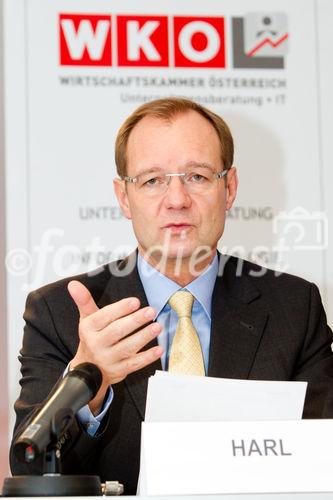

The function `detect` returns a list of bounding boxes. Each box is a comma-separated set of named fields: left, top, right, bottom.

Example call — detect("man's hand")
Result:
left=67, top=280, right=163, bottom=415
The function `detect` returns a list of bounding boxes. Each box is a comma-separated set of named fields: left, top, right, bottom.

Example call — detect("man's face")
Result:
left=114, top=110, right=237, bottom=267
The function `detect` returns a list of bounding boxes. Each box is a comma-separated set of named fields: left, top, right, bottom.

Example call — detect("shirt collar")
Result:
left=137, top=252, right=218, bottom=320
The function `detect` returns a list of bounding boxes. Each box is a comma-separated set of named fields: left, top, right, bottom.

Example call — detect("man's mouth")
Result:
left=163, top=223, right=193, bottom=233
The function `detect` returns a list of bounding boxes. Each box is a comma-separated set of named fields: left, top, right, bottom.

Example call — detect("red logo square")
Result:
left=59, top=14, right=112, bottom=66
left=174, top=16, right=225, bottom=68
left=117, top=15, right=169, bottom=67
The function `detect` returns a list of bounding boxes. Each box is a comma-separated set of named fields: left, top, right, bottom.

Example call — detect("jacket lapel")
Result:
left=208, top=256, right=268, bottom=379
left=99, top=251, right=161, bottom=420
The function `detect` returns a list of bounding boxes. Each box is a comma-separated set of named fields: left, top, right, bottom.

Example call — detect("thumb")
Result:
left=67, top=280, right=99, bottom=319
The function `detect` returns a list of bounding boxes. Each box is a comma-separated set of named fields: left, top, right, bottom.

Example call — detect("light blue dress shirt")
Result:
left=77, top=252, right=218, bottom=434
left=137, top=253, right=218, bottom=372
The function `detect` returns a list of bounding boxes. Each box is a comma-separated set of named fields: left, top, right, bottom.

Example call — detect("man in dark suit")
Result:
left=10, top=98, right=333, bottom=494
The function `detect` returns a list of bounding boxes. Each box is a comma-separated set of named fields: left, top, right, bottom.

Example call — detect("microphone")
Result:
left=14, top=362, right=102, bottom=462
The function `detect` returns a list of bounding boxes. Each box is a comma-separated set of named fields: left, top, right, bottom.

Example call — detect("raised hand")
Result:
left=67, top=280, right=163, bottom=414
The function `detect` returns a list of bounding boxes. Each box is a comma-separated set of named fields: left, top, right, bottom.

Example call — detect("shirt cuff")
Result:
left=76, top=387, right=114, bottom=436
left=63, top=363, right=113, bottom=436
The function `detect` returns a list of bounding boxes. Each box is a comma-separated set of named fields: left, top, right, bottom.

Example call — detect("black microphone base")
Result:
left=2, top=474, right=103, bottom=496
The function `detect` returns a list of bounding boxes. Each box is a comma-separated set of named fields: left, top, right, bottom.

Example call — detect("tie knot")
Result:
left=168, top=290, right=194, bottom=318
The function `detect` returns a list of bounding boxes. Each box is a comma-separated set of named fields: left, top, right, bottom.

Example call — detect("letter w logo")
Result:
left=59, top=14, right=112, bottom=66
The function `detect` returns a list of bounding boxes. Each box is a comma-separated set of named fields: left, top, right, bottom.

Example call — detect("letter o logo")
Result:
left=178, top=21, right=220, bottom=63
left=174, top=17, right=225, bottom=68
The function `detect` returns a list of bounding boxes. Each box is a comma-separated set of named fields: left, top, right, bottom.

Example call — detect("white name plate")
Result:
left=140, top=420, right=333, bottom=495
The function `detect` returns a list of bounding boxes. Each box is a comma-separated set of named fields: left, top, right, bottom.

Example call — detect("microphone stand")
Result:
left=2, top=409, right=103, bottom=496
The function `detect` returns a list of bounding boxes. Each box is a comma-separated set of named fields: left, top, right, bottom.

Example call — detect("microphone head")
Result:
left=67, top=362, right=102, bottom=398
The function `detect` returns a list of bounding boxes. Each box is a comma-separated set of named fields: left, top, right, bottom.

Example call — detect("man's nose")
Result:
left=163, top=176, right=192, bottom=209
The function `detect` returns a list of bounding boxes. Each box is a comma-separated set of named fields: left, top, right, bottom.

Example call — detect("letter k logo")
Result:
left=117, top=15, right=169, bottom=66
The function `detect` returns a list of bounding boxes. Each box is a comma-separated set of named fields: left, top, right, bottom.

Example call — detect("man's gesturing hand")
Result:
left=67, top=280, right=163, bottom=415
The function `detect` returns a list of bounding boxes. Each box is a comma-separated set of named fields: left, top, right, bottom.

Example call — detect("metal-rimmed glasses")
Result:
left=123, top=166, right=227, bottom=197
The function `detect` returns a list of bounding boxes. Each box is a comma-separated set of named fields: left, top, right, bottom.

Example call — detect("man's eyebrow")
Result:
left=184, top=161, right=215, bottom=170
left=132, top=166, right=163, bottom=177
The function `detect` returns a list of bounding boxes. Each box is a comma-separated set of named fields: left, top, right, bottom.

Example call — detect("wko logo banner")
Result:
left=59, top=12, right=288, bottom=69
left=59, top=14, right=226, bottom=68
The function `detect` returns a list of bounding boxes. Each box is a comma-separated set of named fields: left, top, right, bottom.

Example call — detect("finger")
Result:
left=86, top=297, right=142, bottom=331
left=99, top=305, right=156, bottom=344
left=112, top=322, right=162, bottom=360
left=116, top=345, right=163, bottom=376
left=68, top=280, right=99, bottom=319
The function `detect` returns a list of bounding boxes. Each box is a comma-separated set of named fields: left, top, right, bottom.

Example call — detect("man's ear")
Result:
left=225, top=167, right=238, bottom=210
left=113, top=178, right=132, bottom=220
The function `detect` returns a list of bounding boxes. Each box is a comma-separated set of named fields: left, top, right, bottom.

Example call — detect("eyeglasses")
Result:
left=123, top=166, right=227, bottom=197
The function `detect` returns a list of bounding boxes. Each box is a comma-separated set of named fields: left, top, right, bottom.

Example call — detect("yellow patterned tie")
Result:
left=168, top=290, right=205, bottom=376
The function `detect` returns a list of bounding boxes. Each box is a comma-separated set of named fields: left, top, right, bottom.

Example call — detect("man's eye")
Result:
left=142, top=176, right=162, bottom=187
left=189, top=173, right=208, bottom=182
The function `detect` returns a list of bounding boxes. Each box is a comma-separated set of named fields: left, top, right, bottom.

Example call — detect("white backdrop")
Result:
left=2, top=0, right=333, bottom=482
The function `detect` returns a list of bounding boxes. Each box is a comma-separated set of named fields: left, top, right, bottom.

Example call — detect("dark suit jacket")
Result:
left=10, top=253, right=333, bottom=494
